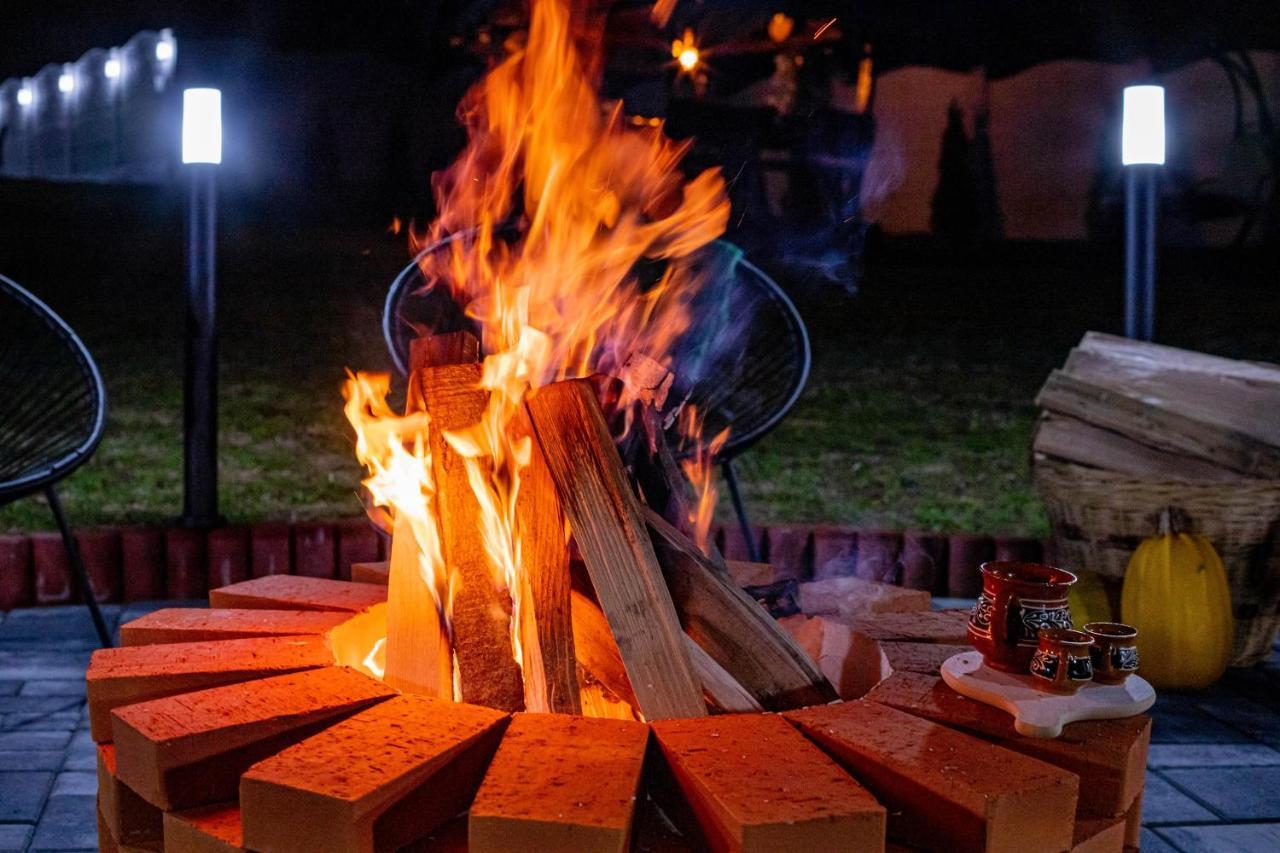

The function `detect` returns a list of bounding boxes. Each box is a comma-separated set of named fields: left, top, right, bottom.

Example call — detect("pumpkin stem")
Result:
left=1158, top=506, right=1191, bottom=536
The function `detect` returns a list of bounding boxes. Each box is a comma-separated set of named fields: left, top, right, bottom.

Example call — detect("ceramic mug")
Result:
left=1084, top=622, right=1140, bottom=684
left=968, top=561, right=1077, bottom=672
left=1029, top=628, right=1095, bottom=693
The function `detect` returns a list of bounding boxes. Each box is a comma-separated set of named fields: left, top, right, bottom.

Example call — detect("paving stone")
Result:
left=0, top=681, right=21, bottom=696
left=3, top=711, right=81, bottom=730
left=1139, top=828, right=1181, bottom=853
left=1148, top=744, right=1280, bottom=768
left=1161, top=766, right=1280, bottom=820
left=0, top=770, right=55, bottom=820
left=0, top=824, right=32, bottom=852
left=0, top=695, right=84, bottom=715
left=1156, top=822, right=1280, bottom=853
left=1149, top=698, right=1252, bottom=744
left=1140, top=773, right=1218, bottom=824
left=28, top=792, right=98, bottom=851
left=0, top=750, right=65, bottom=770
left=1195, top=697, right=1280, bottom=745
left=0, top=731, right=71, bottom=750
left=0, top=605, right=121, bottom=650
left=20, top=679, right=87, bottom=697
left=51, top=769, right=97, bottom=796
left=0, top=649, right=93, bottom=681
left=62, top=730, right=97, bottom=771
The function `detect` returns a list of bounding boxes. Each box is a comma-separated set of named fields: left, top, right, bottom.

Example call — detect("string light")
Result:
left=104, top=57, right=121, bottom=80
left=155, top=38, right=175, bottom=62
left=58, top=67, right=75, bottom=94
left=16, top=83, right=33, bottom=107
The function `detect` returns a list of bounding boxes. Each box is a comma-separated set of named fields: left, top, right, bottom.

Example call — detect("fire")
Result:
left=347, top=0, right=731, bottom=709
left=677, top=406, right=730, bottom=555
left=672, top=29, right=700, bottom=72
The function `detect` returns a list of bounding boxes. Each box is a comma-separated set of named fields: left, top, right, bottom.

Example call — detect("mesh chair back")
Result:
left=0, top=275, right=106, bottom=501
left=383, top=238, right=808, bottom=461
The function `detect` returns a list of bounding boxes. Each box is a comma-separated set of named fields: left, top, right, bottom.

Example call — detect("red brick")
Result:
left=993, top=537, right=1044, bottom=564
left=113, top=667, right=395, bottom=809
left=846, top=609, right=971, bottom=644
left=97, top=743, right=163, bottom=849
left=86, top=634, right=336, bottom=741
left=293, top=522, right=337, bottom=579
left=165, top=528, right=207, bottom=599
left=725, top=560, right=774, bottom=587
left=241, top=695, right=507, bottom=853
left=779, top=615, right=875, bottom=699
left=812, top=527, right=857, bottom=580
left=879, top=642, right=972, bottom=677
left=719, top=524, right=764, bottom=562
left=946, top=535, right=992, bottom=598
left=350, top=561, right=390, bottom=585
left=763, top=525, right=811, bottom=581
left=900, top=532, right=946, bottom=593
left=120, top=528, right=165, bottom=602
left=250, top=523, right=292, bottom=577
left=1071, top=817, right=1125, bottom=853
left=32, top=531, right=74, bottom=604
left=79, top=529, right=122, bottom=602
left=797, top=576, right=931, bottom=621
left=164, top=805, right=246, bottom=853
left=652, top=713, right=885, bottom=852
left=0, top=534, right=33, bottom=610
left=209, top=575, right=387, bottom=612
left=786, top=700, right=1078, bottom=853
left=206, top=526, right=249, bottom=589
left=470, top=714, right=649, bottom=852
left=335, top=519, right=381, bottom=581
left=863, top=672, right=1149, bottom=818
left=855, top=530, right=902, bottom=584
left=119, top=608, right=352, bottom=646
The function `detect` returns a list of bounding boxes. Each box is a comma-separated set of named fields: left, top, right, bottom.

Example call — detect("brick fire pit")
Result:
left=88, top=573, right=1150, bottom=852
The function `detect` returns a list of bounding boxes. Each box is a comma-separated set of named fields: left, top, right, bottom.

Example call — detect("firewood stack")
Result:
left=386, top=330, right=836, bottom=721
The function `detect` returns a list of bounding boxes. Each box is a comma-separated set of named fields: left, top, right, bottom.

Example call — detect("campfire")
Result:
left=339, top=0, right=828, bottom=721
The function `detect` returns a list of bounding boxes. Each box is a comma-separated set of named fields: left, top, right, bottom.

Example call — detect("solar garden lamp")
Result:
left=1121, top=84, right=1164, bottom=342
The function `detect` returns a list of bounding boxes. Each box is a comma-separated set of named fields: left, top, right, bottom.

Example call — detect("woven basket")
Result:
left=1034, top=456, right=1280, bottom=667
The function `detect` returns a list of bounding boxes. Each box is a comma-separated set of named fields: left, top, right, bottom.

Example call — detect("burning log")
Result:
left=383, top=513, right=452, bottom=698
left=645, top=508, right=838, bottom=710
left=419, top=361, right=525, bottom=711
left=509, top=406, right=580, bottom=714
left=526, top=379, right=705, bottom=719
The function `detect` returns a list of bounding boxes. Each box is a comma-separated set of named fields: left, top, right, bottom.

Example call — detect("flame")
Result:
left=349, top=0, right=731, bottom=713
left=672, top=29, right=700, bottom=72
left=678, top=405, right=730, bottom=556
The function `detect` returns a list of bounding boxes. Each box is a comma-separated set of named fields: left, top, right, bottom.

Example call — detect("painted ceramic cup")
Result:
left=1084, top=622, right=1140, bottom=684
left=969, top=561, right=1077, bottom=672
left=1029, top=628, right=1096, bottom=694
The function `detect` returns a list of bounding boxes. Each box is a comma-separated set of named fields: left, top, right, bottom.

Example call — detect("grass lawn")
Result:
left=2, top=184, right=1277, bottom=535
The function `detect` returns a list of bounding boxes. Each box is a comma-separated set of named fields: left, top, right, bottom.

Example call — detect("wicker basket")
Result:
left=1034, top=457, right=1280, bottom=667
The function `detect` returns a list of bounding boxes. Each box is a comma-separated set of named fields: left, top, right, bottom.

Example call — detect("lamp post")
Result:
left=1121, top=84, right=1165, bottom=341
left=180, top=88, right=222, bottom=527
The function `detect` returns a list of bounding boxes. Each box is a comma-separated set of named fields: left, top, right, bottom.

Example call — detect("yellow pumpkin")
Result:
left=1069, top=569, right=1114, bottom=626
left=1121, top=509, right=1234, bottom=690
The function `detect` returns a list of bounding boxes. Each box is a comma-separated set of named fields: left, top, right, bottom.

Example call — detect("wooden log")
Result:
left=97, top=744, right=163, bottom=850
left=864, top=672, right=1149, bottom=818
left=118, top=608, right=351, bottom=647
left=652, top=713, right=886, bottom=852
left=469, top=714, right=650, bottom=853
left=785, top=701, right=1079, bottom=853
left=683, top=636, right=763, bottom=713
left=419, top=361, right=525, bottom=712
left=646, top=508, right=837, bottom=710
left=570, top=589, right=639, bottom=708
left=86, top=635, right=336, bottom=742
left=240, top=695, right=508, bottom=853
left=383, top=512, right=452, bottom=699
left=208, top=575, right=386, bottom=613
left=409, top=330, right=481, bottom=375
left=112, top=667, right=395, bottom=810
left=350, top=560, right=390, bottom=585
left=1077, top=331, right=1280, bottom=386
left=509, top=406, right=580, bottom=714
left=164, top=805, right=247, bottom=853
left=1033, top=414, right=1242, bottom=482
left=1036, top=369, right=1280, bottom=478
left=526, top=379, right=705, bottom=719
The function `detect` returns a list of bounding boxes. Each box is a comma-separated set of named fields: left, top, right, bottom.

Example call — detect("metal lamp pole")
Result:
left=1121, top=85, right=1165, bottom=342
left=180, top=88, right=222, bottom=527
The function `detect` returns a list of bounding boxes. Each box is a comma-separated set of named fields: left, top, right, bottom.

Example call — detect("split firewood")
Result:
left=1033, top=413, right=1242, bottom=482
left=419, top=361, right=525, bottom=712
left=526, top=379, right=706, bottom=719
left=645, top=507, right=839, bottom=710
left=382, top=512, right=452, bottom=698
left=405, top=330, right=481, bottom=412
left=509, top=406, right=580, bottom=714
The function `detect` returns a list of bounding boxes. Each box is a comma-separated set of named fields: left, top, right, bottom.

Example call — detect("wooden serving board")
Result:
left=940, top=651, right=1155, bottom=738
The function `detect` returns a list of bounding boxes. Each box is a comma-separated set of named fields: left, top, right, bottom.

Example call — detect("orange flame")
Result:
left=678, top=405, right=730, bottom=556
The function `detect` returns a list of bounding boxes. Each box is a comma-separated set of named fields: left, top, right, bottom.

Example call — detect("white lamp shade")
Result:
left=182, top=88, right=222, bottom=165
left=1122, top=85, right=1165, bottom=166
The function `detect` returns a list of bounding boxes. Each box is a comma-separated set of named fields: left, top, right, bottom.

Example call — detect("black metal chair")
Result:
left=0, top=275, right=113, bottom=646
left=382, top=237, right=810, bottom=562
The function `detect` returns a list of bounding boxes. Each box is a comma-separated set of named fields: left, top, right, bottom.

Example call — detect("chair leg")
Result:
left=44, top=486, right=113, bottom=648
left=721, top=458, right=761, bottom=563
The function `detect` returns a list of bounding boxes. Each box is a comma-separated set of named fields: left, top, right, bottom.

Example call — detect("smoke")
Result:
left=859, top=122, right=906, bottom=222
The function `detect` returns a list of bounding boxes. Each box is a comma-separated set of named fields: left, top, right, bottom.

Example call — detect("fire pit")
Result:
left=91, top=0, right=1150, bottom=849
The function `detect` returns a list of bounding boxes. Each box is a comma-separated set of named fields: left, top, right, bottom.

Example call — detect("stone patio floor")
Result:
left=0, top=604, right=1277, bottom=852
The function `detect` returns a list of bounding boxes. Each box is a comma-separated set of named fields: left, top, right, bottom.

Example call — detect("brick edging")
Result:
left=0, top=519, right=1045, bottom=610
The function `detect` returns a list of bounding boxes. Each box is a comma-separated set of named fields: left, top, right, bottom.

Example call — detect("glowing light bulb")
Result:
left=156, top=39, right=175, bottom=62
left=17, top=85, right=33, bottom=107
left=1122, top=85, right=1165, bottom=166
left=58, top=70, right=75, bottom=94
left=104, top=58, right=121, bottom=80
left=182, top=88, right=222, bottom=165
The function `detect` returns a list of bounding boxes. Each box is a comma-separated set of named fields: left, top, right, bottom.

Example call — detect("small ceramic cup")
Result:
left=1083, top=622, right=1140, bottom=684
left=1029, top=628, right=1095, bottom=694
